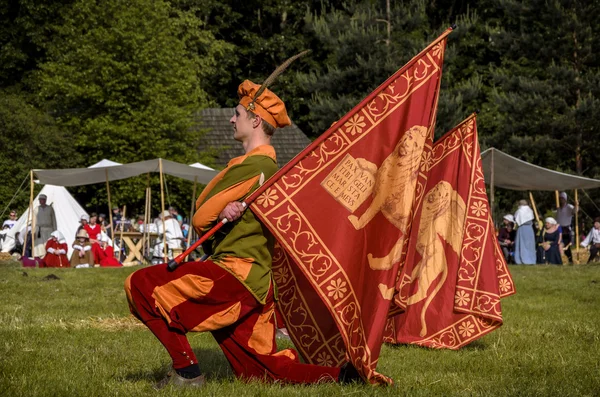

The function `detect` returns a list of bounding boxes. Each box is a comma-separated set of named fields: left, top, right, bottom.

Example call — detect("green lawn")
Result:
left=0, top=261, right=599, bottom=397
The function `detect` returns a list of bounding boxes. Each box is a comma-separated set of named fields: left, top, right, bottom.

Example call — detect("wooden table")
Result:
left=118, top=231, right=158, bottom=263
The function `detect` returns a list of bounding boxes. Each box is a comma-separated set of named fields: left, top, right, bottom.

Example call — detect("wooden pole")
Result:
left=187, top=177, right=198, bottom=259
left=575, top=189, right=580, bottom=264
left=141, top=186, right=149, bottom=262
left=529, top=191, right=541, bottom=225
left=141, top=173, right=150, bottom=262
left=555, top=190, right=560, bottom=208
left=147, top=187, right=152, bottom=258
left=23, top=170, right=34, bottom=257
left=30, top=171, right=36, bottom=259
left=105, top=169, right=114, bottom=248
left=159, top=159, right=167, bottom=259
left=490, top=149, right=495, bottom=225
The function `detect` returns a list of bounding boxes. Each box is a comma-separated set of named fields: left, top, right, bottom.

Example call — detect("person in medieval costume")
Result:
left=514, top=199, right=537, bottom=264
left=125, top=65, right=360, bottom=389
left=581, top=217, right=600, bottom=263
left=70, top=229, right=94, bottom=268
left=97, top=233, right=122, bottom=267
left=554, top=191, right=577, bottom=264
left=84, top=213, right=102, bottom=264
left=152, top=210, right=184, bottom=262
left=42, top=231, right=69, bottom=268
left=33, top=194, right=57, bottom=258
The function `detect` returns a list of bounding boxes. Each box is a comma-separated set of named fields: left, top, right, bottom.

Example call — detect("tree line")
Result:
left=1, top=0, right=598, bottom=224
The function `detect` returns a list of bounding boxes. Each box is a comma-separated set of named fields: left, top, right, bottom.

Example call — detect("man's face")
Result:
left=9, top=212, right=16, bottom=219
left=39, top=198, right=46, bottom=206
left=230, top=105, right=254, bottom=142
left=559, top=198, right=567, bottom=207
left=595, top=221, right=600, bottom=230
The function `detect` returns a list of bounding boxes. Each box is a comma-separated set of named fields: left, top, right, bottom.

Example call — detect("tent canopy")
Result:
left=481, top=148, right=600, bottom=191
left=34, top=158, right=218, bottom=187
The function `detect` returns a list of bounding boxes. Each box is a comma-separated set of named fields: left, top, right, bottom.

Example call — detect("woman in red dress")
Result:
left=42, top=231, right=69, bottom=267
left=97, top=233, right=122, bottom=267
left=84, top=213, right=102, bottom=264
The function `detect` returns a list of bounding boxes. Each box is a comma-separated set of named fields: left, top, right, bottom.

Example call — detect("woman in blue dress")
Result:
left=539, top=217, right=562, bottom=265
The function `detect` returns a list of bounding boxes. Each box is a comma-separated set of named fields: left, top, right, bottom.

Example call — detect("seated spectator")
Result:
left=498, top=214, right=516, bottom=263
left=133, top=215, right=145, bottom=231
left=538, top=217, right=562, bottom=265
left=152, top=210, right=184, bottom=263
left=0, top=224, right=10, bottom=250
left=70, top=229, right=94, bottom=268
left=84, top=213, right=102, bottom=264
left=581, top=217, right=600, bottom=263
left=169, top=206, right=183, bottom=226
left=77, top=214, right=89, bottom=236
left=97, top=233, right=122, bottom=267
left=11, top=231, right=23, bottom=256
left=2, top=210, right=18, bottom=229
left=98, top=213, right=108, bottom=232
left=42, top=231, right=69, bottom=268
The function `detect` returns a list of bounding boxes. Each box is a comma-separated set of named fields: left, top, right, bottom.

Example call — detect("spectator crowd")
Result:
left=499, top=192, right=600, bottom=265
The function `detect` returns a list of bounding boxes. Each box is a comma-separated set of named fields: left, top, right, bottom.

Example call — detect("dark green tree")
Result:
left=29, top=0, right=233, bottom=214
left=0, top=89, right=80, bottom=214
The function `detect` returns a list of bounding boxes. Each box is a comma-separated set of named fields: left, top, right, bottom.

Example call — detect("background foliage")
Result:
left=0, top=0, right=598, bottom=224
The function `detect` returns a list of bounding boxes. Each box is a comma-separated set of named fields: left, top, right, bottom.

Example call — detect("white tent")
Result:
left=88, top=159, right=122, bottom=168
left=189, top=162, right=215, bottom=171
left=1, top=185, right=88, bottom=257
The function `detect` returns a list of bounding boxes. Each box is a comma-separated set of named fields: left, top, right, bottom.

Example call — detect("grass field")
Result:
left=0, top=261, right=599, bottom=397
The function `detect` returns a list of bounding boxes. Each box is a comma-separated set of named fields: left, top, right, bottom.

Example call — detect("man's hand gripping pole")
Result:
left=166, top=202, right=247, bottom=271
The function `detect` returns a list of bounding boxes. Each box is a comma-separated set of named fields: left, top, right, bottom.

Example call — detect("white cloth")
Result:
left=153, top=218, right=183, bottom=258
left=139, top=223, right=158, bottom=233
left=581, top=228, right=600, bottom=248
left=514, top=205, right=534, bottom=226
left=555, top=204, right=576, bottom=227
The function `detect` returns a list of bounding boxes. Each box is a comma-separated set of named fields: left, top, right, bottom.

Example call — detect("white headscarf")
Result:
left=514, top=203, right=534, bottom=226
left=49, top=230, right=66, bottom=244
left=545, top=217, right=557, bottom=225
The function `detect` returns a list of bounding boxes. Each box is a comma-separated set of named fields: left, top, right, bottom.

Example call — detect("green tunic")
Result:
left=196, top=148, right=278, bottom=304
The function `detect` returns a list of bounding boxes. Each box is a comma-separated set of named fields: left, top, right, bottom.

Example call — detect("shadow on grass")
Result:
left=119, top=347, right=233, bottom=384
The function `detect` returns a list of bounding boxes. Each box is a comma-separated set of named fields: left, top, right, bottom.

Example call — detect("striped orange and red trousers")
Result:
left=125, top=260, right=340, bottom=383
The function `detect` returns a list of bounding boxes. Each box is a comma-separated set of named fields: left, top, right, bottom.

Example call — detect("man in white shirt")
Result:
left=555, top=191, right=578, bottom=264
left=581, top=217, right=600, bottom=263
left=153, top=210, right=184, bottom=261
left=2, top=210, right=18, bottom=229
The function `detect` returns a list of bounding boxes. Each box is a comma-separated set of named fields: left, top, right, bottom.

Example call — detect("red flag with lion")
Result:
left=251, top=28, right=453, bottom=384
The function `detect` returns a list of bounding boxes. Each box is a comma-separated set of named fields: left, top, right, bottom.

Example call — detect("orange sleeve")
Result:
left=192, top=175, right=260, bottom=232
